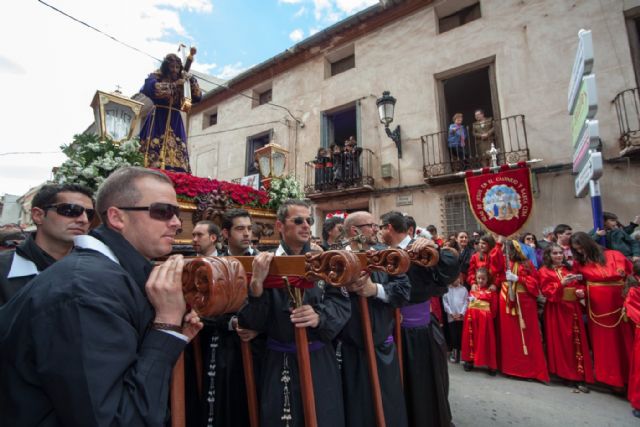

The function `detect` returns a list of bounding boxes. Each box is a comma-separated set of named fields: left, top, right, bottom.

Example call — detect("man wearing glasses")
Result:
left=0, top=183, right=94, bottom=305
left=338, top=211, right=410, bottom=427
left=378, top=211, right=459, bottom=427
left=239, top=199, right=351, bottom=427
left=0, top=167, right=203, bottom=426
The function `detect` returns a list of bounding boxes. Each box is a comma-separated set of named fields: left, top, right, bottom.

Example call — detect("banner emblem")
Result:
left=465, top=165, right=533, bottom=237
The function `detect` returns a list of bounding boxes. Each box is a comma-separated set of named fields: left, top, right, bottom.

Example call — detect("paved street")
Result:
left=449, top=362, right=637, bottom=427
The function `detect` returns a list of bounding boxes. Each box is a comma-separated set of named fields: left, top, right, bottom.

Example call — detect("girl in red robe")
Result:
left=497, top=240, right=549, bottom=383
left=570, top=232, right=634, bottom=388
left=461, top=267, right=498, bottom=374
left=539, top=243, right=594, bottom=391
left=624, top=280, right=640, bottom=418
left=467, top=235, right=505, bottom=289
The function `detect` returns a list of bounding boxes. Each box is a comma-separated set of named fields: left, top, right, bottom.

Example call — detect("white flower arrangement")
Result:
left=267, top=175, right=304, bottom=210
left=54, top=134, right=143, bottom=192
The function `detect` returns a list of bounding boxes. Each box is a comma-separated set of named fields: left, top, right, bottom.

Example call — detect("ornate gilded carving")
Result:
left=192, top=191, right=228, bottom=225
left=182, top=257, right=248, bottom=317
left=304, top=250, right=362, bottom=287
left=366, top=249, right=411, bottom=275
left=406, top=245, right=440, bottom=268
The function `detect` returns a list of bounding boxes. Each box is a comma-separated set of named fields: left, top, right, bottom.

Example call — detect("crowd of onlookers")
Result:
left=428, top=213, right=640, bottom=418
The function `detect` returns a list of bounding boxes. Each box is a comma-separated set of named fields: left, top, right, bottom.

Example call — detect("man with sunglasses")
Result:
left=239, top=199, right=351, bottom=427
left=337, top=211, right=410, bottom=427
left=0, top=183, right=94, bottom=305
left=379, top=211, right=459, bottom=427
left=0, top=167, right=202, bottom=426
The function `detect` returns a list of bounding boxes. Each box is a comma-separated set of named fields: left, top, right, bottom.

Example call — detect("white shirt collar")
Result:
left=7, top=253, right=39, bottom=279
left=74, top=235, right=120, bottom=265
left=398, top=235, right=412, bottom=250
left=275, top=244, right=287, bottom=256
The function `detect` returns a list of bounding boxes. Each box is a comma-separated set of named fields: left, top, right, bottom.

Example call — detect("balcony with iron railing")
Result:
left=304, top=147, right=376, bottom=200
left=613, top=87, right=640, bottom=156
left=421, top=114, right=530, bottom=184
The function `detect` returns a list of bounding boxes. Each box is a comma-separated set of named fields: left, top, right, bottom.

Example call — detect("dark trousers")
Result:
left=448, top=320, right=464, bottom=351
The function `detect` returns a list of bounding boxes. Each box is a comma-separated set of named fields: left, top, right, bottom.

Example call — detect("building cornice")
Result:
left=190, top=0, right=432, bottom=115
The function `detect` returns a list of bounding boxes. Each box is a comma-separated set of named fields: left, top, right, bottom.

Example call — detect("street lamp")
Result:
left=376, top=90, right=402, bottom=158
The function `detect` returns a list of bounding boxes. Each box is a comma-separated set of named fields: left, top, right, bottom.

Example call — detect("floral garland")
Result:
left=159, top=169, right=270, bottom=208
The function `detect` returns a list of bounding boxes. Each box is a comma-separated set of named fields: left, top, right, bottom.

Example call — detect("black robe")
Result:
left=0, top=233, right=56, bottom=305
left=192, top=247, right=263, bottom=427
left=0, top=226, right=186, bottom=426
left=238, top=242, right=351, bottom=427
left=402, top=247, right=459, bottom=427
left=338, top=269, right=410, bottom=427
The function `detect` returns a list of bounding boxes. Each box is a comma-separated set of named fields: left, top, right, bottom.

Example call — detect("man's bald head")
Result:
left=344, top=211, right=371, bottom=236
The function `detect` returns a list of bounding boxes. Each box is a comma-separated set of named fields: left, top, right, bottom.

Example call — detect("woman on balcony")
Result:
left=448, top=113, right=468, bottom=171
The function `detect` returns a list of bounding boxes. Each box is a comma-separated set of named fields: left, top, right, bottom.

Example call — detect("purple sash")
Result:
left=267, top=337, right=325, bottom=354
left=384, top=335, right=394, bottom=345
left=400, top=301, right=431, bottom=328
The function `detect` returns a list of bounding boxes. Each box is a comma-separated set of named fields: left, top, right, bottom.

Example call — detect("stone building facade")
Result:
left=187, top=0, right=640, bottom=237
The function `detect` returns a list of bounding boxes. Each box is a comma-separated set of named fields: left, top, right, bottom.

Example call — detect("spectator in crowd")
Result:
left=461, top=267, right=498, bottom=375
left=539, top=244, right=593, bottom=392
left=472, top=109, right=495, bottom=166
left=522, top=232, right=544, bottom=268
left=443, top=276, right=468, bottom=363
left=553, top=224, right=574, bottom=266
left=571, top=231, right=634, bottom=391
left=538, top=226, right=555, bottom=250
left=448, top=113, right=467, bottom=170
left=321, top=217, right=344, bottom=250
left=427, top=225, right=444, bottom=247
left=591, top=212, right=640, bottom=261
left=456, top=231, right=475, bottom=288
left=497, top=240, right=549, bottom=383
left=405, top=216, right=417, bottom=238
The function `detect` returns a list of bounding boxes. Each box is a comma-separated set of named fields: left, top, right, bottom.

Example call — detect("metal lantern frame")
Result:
left=90, top=90, right=144, bottom=143
left=376, top=90, right=402, bottom=158
left=254, top=142, right=289, bottom=178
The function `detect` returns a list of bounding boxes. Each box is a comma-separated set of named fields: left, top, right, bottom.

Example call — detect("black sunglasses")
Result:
left=43, top=203, right=95, bottom=221
left=354, top=223, right=379, bottom=229
left=289, top=216, right=314, bottom=226
left=117, top=203, right=180, bottom=221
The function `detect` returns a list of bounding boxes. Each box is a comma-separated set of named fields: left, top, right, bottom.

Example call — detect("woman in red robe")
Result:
left=497, top=240, right=549, bottom=383
left=461, top=267, right=498, bottom=374
left=467, top=235, right=505, bottom=289
left=570, top=232, right=634, bottom=388
left=539, top=243, right=593, bottom=391
left=624, top=282, right=640, bottom=418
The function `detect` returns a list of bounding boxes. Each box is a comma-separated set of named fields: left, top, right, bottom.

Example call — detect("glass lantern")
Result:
left=254, top=142, right=289, bottom=178
left=91, top=90, right=144, bottom=143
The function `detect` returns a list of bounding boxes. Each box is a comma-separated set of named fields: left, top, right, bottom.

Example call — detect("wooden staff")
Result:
left=170, top=353, right=186, bottom=427
left=240, top=340, right=260, bottom=427
left=394, top=308, right=404, bottom=386
left=359, top=295, right=386, bottom=427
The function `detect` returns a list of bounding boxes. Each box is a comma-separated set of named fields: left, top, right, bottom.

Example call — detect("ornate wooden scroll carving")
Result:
left=366, top=249, right=411, bottom=275
left=304, top=250, right=362, bottom=286
left=406, top=245, right=440, bottom=268
left=182, top=257, right=248, bottom=317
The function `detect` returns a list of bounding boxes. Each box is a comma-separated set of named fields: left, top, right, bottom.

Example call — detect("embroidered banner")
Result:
left=465, top=164, right=533, bottom=237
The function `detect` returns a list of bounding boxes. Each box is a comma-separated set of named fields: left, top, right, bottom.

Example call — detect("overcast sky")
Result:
left=0, top=0, right=377, bottom=196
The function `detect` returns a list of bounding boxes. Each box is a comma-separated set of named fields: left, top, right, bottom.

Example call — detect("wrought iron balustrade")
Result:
left=421, top=114, right=530, bottom=180
left=613, top=87, right=640, bottom=155
left=304, top=147, right=375, bottom=195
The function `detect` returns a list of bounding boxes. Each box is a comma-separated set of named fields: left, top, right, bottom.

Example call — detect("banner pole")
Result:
left=453, top=159, right=543, bottom=177
left=589, top=180, right=605, bottom=246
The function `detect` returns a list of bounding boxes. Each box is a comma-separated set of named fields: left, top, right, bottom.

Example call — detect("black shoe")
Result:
left=488, top=369, right=497, bottom=376
left=632, top=409, right=640, bottom=418
left=463, top=362, right=473, bottom=372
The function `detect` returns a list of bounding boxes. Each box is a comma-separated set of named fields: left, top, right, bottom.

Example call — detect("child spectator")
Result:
left=443, top=277, right=468, bottom=363
left=461, top=268, right=498, bottom=375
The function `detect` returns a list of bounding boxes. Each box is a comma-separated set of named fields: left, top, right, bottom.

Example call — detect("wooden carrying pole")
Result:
left=172, top=249, right=425, bottom=427
left=359, top=296, right=386, bottom=427
left=240, top=341, right=260, bottom=427
left=170, top=353, right=186, bottom=427
left=394, top=308, right=404, bottom=386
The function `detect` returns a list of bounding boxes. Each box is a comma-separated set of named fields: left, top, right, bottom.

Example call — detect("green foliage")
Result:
left=53, top=133, right=143, bottom=192
left=267, top=175, right=304, bottom=210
